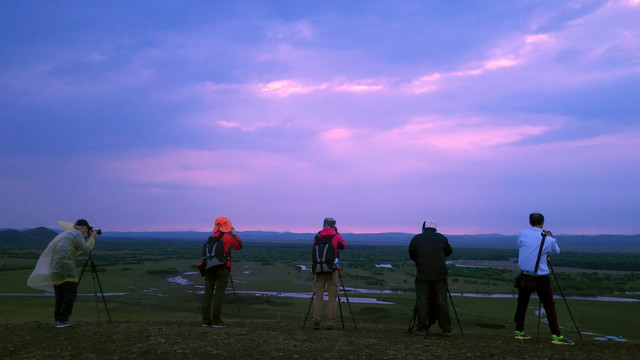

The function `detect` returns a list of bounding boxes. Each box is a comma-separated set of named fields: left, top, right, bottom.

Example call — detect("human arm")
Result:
left=408, top=237, right=416, bottom=262
left=229, top=228, right=243, bottom=251
left=546, top=236, right=560, bottom=255
left=443, top=238, right=452, bottom=257
left=71, top=230, right=95, bottom=253
left=334, top=233, right=346, bottom=250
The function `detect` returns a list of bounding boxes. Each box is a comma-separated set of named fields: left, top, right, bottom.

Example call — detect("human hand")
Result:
left=543, top=230, right=553, bottom=237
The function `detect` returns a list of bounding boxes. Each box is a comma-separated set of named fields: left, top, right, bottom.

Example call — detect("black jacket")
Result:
left=409, top=229, right=453, bottom=281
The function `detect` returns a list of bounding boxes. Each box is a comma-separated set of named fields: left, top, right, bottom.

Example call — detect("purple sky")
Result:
left=1, top=1, right=639, bottom=235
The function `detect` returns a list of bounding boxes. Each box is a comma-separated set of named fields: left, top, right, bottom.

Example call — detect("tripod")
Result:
left=408, top=305, right=417, bottom=332
left=338, top=271, right=358, bottom=330
left=196, top=269, right=243, bottom=323
left=78, top=252, right=112, bottom=322
left=228, top=273, right=243, bottom=320
left=302, top=270, right=358, bottom=330
left=408, top=284, right=463, bottom=335
left=547, top=257, right=583, bottom=341
left=447, top=287, right=464, bottom=335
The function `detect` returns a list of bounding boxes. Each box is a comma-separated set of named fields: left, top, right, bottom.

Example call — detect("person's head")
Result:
left=74, top=219, right=91, bottom=235
left=529, top=213, right=545, bottom=228
left=422, top=219, right=437, bottom=232
left=323, top=217, right=337, bottom=230
left=213, top=216, right=232, bottom=232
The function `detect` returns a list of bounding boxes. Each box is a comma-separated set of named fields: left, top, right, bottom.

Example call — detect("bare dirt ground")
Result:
left=1, top=320, right=637, bottom=360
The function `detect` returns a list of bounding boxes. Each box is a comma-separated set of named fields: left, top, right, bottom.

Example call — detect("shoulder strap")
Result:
left=203, top=234, right=224, bottom=257
left=534, top=232, right=547, bottom=274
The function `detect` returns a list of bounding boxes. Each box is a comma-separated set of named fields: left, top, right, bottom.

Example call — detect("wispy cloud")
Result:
left=2, top=1, right=639, bottom=233
left=109, top=149, right=309, bottom=187
left=259, top=80, right=328, bottom=96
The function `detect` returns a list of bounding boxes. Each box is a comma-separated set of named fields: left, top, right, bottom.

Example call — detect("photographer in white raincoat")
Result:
left=27, top=219, right=97, bottom=328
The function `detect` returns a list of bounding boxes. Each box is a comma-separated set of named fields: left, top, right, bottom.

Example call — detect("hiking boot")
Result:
left=514, top=330, right=531, bottom=340
left=551, top=334, right=575, bottom=345
left=312, top=321, right=321, bottom=330
left=325, top=324, right=336, bottom=330
left=442, top=331, right=453, bottom=337
left=54, top=320, right=76, bottom=328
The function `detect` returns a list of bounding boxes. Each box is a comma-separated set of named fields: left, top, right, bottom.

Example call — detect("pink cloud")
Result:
left=259, top=80, right=328, bottom=96
left=334, top=83, right=384, bottom=92
left=322, top=128, right=352, bottom=139
left=109, top=149, right=309, bottom=187
left=483, top=58, right=519, bottom=70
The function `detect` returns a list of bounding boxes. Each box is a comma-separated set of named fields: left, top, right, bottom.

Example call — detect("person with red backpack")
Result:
left=311, top=217, right=347, bottom=330
left=200, top=216, right=243, bottom=328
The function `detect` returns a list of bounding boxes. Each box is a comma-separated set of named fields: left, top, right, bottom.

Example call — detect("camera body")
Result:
left=88, top=226, right=102, bottom=236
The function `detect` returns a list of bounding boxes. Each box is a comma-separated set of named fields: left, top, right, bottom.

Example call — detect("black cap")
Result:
left=74, top=219, right=90, bottom=227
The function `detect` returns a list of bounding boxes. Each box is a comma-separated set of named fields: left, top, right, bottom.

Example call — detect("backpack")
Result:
left=201, top=234, right=228, bottom=271
left=312, top=234, right=336, bottom=274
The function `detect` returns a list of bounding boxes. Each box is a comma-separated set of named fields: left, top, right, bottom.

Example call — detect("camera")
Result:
left=88, top=226, right=102, bottom=235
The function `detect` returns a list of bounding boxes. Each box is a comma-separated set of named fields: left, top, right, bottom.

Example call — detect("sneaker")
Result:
left=514, top=330, right=531, bottom=340
left=442, top=331, right=453, bottom=337
left=325, top=324, right=336, bottom=330
left=211, top=321, right=226, bottom=328
left=312, top=321, right=321, bottom=330
left=54, top=320, right=76, bottom=328
left=551, top=334, right=575, bottom=345
left=201, top=323, right=210, bottom=327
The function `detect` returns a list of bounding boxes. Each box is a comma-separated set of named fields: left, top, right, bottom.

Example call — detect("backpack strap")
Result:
left=534, top=232, right=547, bottom=274
left=203, top=233, right=225, bottom=258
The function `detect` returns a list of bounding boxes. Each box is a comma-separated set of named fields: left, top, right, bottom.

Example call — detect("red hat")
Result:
left=213, top=217, right=232, bottom=232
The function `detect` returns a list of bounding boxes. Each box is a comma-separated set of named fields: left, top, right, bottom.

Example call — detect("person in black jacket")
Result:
left=409, top=219, right=453, bottom=336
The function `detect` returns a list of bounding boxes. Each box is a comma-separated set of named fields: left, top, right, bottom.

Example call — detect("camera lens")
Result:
left=96, top=229, right=102, bottom=235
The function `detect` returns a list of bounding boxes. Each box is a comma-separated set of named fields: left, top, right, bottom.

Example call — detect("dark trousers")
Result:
left=54, top=281, right=78, bottom=322
left=415, top=279, right=451, bottom=332
left=514, top=275, right=561, bottom=335
left=202, top=266, right=230, bottom=324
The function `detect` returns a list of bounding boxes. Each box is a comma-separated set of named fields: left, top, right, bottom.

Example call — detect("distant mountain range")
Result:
left=0, top=227, right=59, bottom=245
left=1, top=227, right=639, bottom=253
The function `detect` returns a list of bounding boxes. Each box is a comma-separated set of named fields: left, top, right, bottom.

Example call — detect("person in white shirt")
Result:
left=513, top=213, right=574, bottom=345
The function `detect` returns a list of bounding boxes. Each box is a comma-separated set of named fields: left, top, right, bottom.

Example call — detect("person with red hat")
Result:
left=200, top=216, right=243, bottom=327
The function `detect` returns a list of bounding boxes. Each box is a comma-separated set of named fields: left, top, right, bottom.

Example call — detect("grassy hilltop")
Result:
left=1, top=230, right=639, bottom=358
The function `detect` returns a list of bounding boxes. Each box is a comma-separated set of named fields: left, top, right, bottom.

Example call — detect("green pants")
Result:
left=202, top=266, right=230, bottom=325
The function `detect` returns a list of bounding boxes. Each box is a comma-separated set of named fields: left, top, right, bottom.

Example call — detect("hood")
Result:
left=318, top=227, right=338, bottom=237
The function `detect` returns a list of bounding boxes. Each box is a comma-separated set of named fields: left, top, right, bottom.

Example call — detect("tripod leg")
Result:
left=228, top=274, right=242, bottom=320
left=548, top=259, right=583, bottom=341
left=408, top=304, right=417, bottom=332
left=447, top=287, right=463, bottom=335
left=338, top=271, right=358, bottom=330
left=90, top=264, right=101, bottom=319
left=90, top=259, right=112, bottom=322
left=302, top=293, right=314, bottom=328
left=537, top=297, right=542, bottom=341
left=193, top=298, right=202, bottom=322
left=78, top=259, right=90, bottom=284
left=337, top=293, right=345, bottom=328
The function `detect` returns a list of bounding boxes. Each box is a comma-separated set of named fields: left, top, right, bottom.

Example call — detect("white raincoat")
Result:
left=27, top=228, right=95, bottom=292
